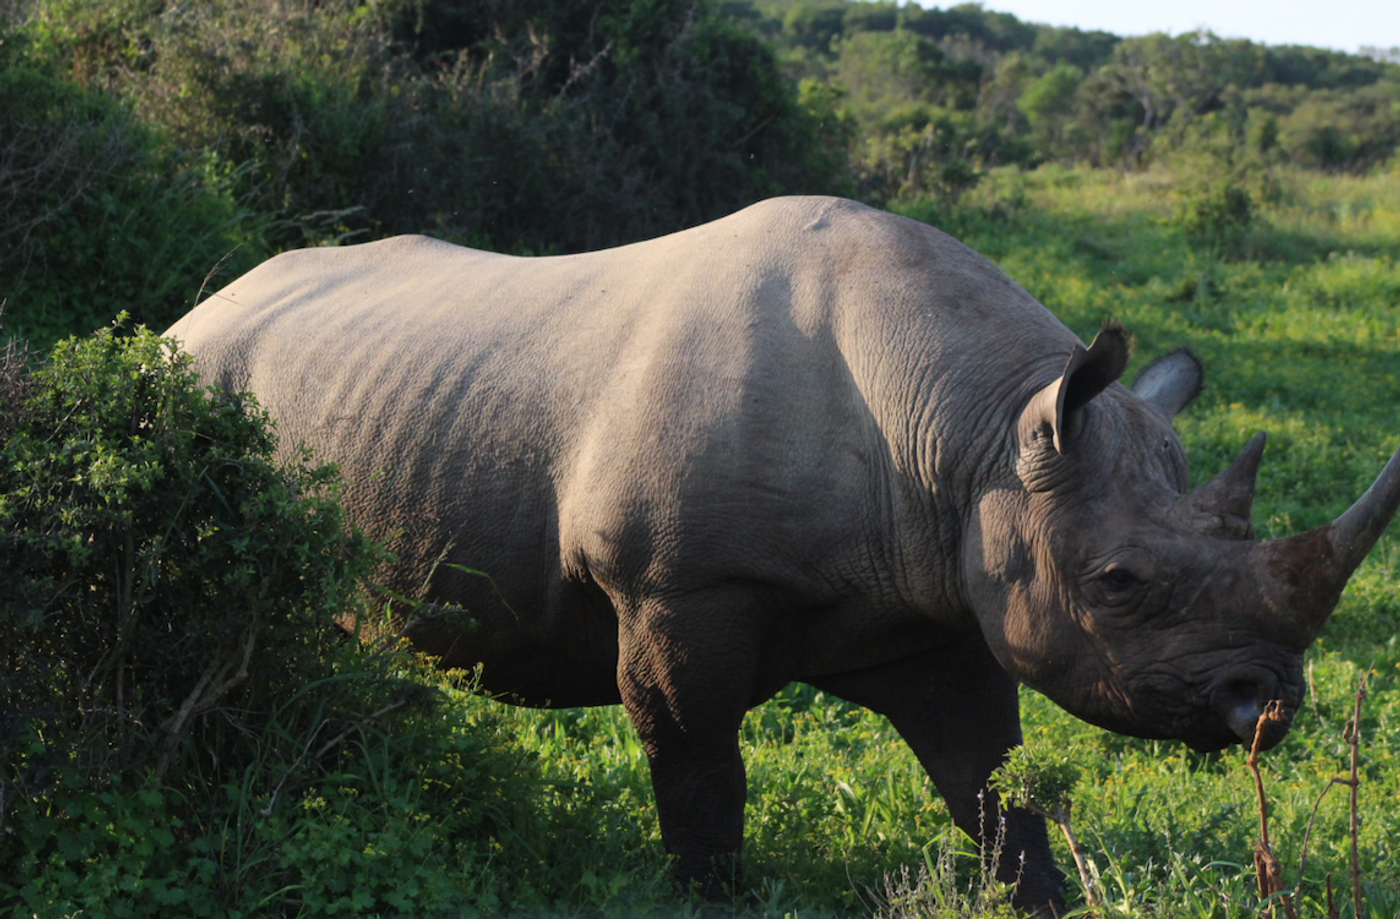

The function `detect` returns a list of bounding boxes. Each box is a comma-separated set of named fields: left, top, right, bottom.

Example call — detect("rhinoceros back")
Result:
left=165, top=196, right=1071, bottom=700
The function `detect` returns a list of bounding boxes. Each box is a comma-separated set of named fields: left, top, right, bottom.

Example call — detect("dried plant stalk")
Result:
left=1248, top=700, right=1298, bottom=919
left=1344, top=671, right=1370, bottom=919
left=1295, top=667, right=1372, bottom=918
left=1054, top=804, right=1100, bottom=909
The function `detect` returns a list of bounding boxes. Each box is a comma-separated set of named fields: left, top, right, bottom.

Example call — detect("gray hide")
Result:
left=166, top=196, right=1400, bottom=911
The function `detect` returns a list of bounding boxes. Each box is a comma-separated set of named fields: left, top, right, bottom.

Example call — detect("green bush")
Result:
left=0, top=321, right=544, bottom=916
left=0, top=30, right=268, bottom=347
left=12, top=0, right=846, bottom=260
left=0, top=320, right=375, bottom=784
left=1166, top=130, right=1261, bottom=260
left=1177, top=175, right=1254, bottom=258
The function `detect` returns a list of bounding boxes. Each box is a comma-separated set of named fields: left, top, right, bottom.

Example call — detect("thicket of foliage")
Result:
left=0, top=322, right=372, bottom=788
left=4, top=0, right=1400, bottom=347
left=0, top=29, right=264, bottom=347
left=0, top=323, right=571, bottom=916
left=5, top=0, right=1399, bottom=347
left=0, top=0, right=846, bottom=345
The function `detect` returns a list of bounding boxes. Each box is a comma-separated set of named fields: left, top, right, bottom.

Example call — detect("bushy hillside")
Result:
left=4, top=0, right=1398, bottom=345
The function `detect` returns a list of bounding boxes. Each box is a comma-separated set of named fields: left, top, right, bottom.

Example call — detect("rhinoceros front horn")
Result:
left=1254, top=442, right=1400, bottom=649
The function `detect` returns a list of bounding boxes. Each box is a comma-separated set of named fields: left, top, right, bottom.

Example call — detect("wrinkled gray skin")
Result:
left=166, top=197, right=1400, bottom=912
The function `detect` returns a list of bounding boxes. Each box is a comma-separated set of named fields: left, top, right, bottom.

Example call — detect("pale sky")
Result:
left=946, top=1, right=1400, bottom=55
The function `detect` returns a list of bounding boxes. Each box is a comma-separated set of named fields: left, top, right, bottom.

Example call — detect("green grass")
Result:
left=454, top=163, right=1400, bottom=916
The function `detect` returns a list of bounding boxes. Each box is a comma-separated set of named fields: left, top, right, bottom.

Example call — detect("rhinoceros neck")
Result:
left=812, top=204, right=1082, bottom=573
left=619, top=197, right=1082, bottom=628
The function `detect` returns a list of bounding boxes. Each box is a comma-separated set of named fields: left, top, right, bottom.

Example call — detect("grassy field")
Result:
left=454, top=164, right=1400, bottom=917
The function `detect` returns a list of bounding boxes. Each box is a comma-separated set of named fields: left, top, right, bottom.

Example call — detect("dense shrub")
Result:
left=0, top=321, right=375, bottom=784
left=0, top=31, right=266, bottom=345
left=1176, top=169, right=1255, bottom=259
left=395, top=0, right=851, bottom=252
left=2, top=0, right=847, bottom=345
left=12, top=0, right=846, bottom=257
left=0, top=322, right=541, bottom=916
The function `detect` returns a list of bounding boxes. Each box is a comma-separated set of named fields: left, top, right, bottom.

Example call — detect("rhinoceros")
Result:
left=165, top=196, right=1400, bottom=911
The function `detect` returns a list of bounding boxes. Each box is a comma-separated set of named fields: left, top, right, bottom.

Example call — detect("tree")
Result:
left=1097, top=32, right=1263, bottom=132
left=1017, top=63, right=1084, bottom=159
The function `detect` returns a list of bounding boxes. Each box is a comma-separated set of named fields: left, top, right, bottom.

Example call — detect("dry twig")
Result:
left=1344, top=671, right=1369, bottom=918
left=1247, top=700, right=1298, bottom=919
left=1295, top=667, right=1372, bottom=918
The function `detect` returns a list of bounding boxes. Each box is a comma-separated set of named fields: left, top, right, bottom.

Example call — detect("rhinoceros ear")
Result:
left=1131, top=348, right=1204, bottom=420
left=1022, top=325, right=1131, bottom=455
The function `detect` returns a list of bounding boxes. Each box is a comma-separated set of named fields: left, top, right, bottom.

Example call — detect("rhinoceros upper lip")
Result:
left=1215, top=697, right=1292, bottom=751
left=1223, top=699, right=1266, bottom=744
left=1174, top=704, right=1267, bottom=753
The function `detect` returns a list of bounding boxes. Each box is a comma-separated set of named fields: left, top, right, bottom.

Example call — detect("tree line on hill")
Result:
left=730, top=1, right=1400, bottom=200
left=2, top=0, right=1398, bottom=345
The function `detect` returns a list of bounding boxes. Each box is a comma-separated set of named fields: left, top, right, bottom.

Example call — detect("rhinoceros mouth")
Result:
left=1083, top=668, right=1300, bottom=753
left=1182, top=732, right=1238, bottom=754
left=1205, top=671, right=1298, bottom=750
left=1176, top=706, right=1247, bottom=752
left=1181, top=702, right=1292, bottom=753
left=1161, top=687, right=1291, bottom=753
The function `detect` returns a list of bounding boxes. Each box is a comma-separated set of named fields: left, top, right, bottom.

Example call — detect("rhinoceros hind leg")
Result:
left=615, top=592, right=764, bottom=900
left=810, top=636, right=1066, bottom=914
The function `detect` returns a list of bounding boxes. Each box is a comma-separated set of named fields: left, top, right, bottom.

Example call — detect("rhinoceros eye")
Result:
left=1100, top=565, right=1146, bottom=593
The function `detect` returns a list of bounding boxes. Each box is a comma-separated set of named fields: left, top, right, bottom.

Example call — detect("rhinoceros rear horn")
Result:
left=1024, top=326, right=1131, bottom=454
left=1256, top=442, right=1400, bottom=648
left=1177, top=432, right=1267, bottom=538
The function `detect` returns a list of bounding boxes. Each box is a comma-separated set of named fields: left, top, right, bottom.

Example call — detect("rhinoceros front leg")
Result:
left=615, top=594, right=758, bottom=900
left=811, top=635, right=1066, bottom=913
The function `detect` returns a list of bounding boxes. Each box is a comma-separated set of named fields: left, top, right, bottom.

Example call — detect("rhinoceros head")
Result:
left=966, top=326, right=1400, bottom=752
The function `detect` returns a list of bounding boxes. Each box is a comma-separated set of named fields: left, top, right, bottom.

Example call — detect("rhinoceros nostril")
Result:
left=1226, top=678, right=1260, bottom=703
left=1215, top=679, right=1269, bottom=744
left=1212, top=677, right=1293, bottom=749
